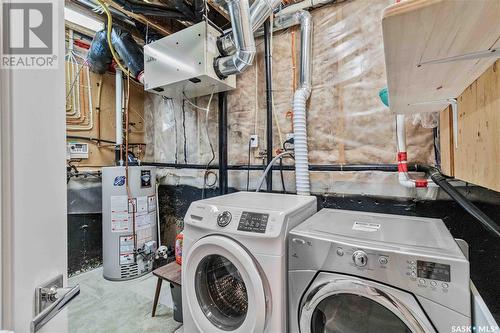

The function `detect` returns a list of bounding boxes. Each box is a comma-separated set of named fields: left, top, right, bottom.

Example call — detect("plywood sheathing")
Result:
left=144, top=0, right=435, bottom=190
left=452, top=61, right=500, bottom=192
left=67, top=71, right=146, bottom=169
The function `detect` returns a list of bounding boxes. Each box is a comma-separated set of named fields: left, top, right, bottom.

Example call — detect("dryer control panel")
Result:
left=289, top=238, right=470, bottom=317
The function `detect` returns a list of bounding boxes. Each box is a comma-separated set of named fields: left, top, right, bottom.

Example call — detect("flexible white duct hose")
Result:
left=293, top=89, right=311, bottom=195
left=292, top=11, right=312, bottom=196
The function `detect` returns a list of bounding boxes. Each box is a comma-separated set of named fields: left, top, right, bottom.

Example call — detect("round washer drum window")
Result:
left=195, top=254, right=248, bottom=331
left=310, top=293, right=412, bottom=333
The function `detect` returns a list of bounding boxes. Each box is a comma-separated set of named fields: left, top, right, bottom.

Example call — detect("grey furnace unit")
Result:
left=102, top=166, right=158, bottom=280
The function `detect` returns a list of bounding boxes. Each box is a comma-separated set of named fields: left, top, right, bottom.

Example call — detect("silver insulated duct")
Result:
left=214, top=0, right=256, bottom=78
left=217, top=0, right=281, bottom=56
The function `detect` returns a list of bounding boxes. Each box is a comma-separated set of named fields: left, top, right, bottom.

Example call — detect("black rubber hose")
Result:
left=426, top=167, right=500, bottom=238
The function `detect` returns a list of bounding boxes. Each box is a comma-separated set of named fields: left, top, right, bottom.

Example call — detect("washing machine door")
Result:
left=299, top=273, right=436, bottom=333
left=184, top=235, right=269, bottom=332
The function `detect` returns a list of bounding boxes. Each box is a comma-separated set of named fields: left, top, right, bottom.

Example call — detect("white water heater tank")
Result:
left=102, top=166, right=158, bottom=280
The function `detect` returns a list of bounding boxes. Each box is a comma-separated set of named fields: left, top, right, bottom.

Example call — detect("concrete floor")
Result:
left=68, top=267, right=182, bottom=333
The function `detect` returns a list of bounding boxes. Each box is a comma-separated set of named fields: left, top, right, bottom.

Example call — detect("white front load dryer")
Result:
left=182, top=192, right=317, bottom=333
left=288, top=209, right=471, bottom=333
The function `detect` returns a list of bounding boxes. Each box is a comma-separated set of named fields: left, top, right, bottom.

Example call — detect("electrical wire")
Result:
left=97, top=0, right=129, bottom=74
left=246, top=138, right=252, bottom=191
left=279, top=157, right=286, bottom=193
left=181, top=99, right=188, bottom=163
left=183, top=89, right=217, bottom=198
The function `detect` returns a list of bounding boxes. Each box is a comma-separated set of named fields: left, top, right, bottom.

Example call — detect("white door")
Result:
left=1, top=1, right=72, bottom=332
left=299, top=272, right=436, bottom=333
left=183, top=235, right=269, bottom=333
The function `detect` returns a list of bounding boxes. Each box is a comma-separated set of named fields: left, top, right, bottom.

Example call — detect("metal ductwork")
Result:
left=214, top=0, right=256, bottom=78
left=217, top=0, right=281, bottom=56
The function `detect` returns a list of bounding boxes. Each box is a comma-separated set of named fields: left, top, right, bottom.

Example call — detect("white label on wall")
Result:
left=111, top=196, right=130, bottom=232
left=352, top=221, right=381, bottom=232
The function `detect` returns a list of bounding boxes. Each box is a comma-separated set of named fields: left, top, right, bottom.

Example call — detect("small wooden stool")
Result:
left=152, top=261, right=182, bottom=322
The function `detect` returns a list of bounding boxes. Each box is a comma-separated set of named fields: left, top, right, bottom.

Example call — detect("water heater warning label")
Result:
left=111, top=196, right=131, bottom=232
left=119, top=235, right=135, bottom=265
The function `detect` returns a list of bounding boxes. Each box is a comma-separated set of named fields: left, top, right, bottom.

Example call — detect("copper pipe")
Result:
left=124, top=74, right=137, bottom=252
left=96, top=75, right=104, bottom=146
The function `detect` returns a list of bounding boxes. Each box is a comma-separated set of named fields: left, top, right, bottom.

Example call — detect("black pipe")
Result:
left=218, top=92, right=229, bottom=195
left=112, top=0, right=192, bottom=20
left=264, top=19, right=273, bottom=192
left=192, top=0, right=205, bottom=22
left=142, top=162, right=425, bottom=172
left=425, top=167, right=500, bottom=238
left=66, top=135, right=145, bottom=146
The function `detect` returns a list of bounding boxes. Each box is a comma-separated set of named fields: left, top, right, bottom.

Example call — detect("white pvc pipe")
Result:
left=396, top=114, right=406, bottom=153
left=395, top=114, right=437, bottom=188
left=115, top=69, right=123, bottom=147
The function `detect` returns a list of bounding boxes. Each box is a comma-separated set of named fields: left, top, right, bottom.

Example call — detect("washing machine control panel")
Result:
left=237, top=211, right=269, bottom=233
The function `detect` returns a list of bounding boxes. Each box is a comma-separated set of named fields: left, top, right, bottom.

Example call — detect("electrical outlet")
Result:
left=250, top=135, right=259, bottom=148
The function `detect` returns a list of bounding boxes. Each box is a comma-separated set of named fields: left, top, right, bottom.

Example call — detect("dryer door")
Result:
left=299, top=273, right=436, bottom=333
left=184, top=235, right=269, bottom=333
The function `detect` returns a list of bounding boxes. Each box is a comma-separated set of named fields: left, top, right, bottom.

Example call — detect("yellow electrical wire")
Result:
left=97, top=0, right=129, bottom=75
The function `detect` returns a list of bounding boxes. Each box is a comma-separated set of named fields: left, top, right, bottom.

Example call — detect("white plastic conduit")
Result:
left=292, top=11, right=313, bottom=195
left=115, top=68, right=123, bottom=165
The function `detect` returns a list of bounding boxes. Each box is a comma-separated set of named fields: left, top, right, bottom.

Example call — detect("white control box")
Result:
left=143, top=21, right=236, bottom=98
left=67, top=142, right=89, bottom=159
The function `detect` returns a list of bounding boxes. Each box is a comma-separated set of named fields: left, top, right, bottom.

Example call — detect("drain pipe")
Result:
left=115, top=68, right=123, bottom=166
left=291, top=11, right=313, bottom=195
left=396, top=114, right=434, bottom=188
left=214, top=0, right=256, bottom=78
left=218, top=0, right=281, bottom=56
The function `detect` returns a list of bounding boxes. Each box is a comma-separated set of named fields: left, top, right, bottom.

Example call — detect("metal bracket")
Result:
left=419, top=48, right=499, bottom=66
left=31, top=274, right=80, bottom=333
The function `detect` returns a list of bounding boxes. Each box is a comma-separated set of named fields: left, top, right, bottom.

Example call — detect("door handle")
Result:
left=31, top=274, right=80, bottom=333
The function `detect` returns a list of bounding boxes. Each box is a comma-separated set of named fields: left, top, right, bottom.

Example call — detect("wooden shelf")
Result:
left=382, top=0, right=500, bottom=114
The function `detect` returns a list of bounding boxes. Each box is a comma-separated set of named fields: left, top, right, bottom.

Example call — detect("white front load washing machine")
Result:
left=288, top=209, right=470, bottom=333
left=182, top=192, right=317, bottom=333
